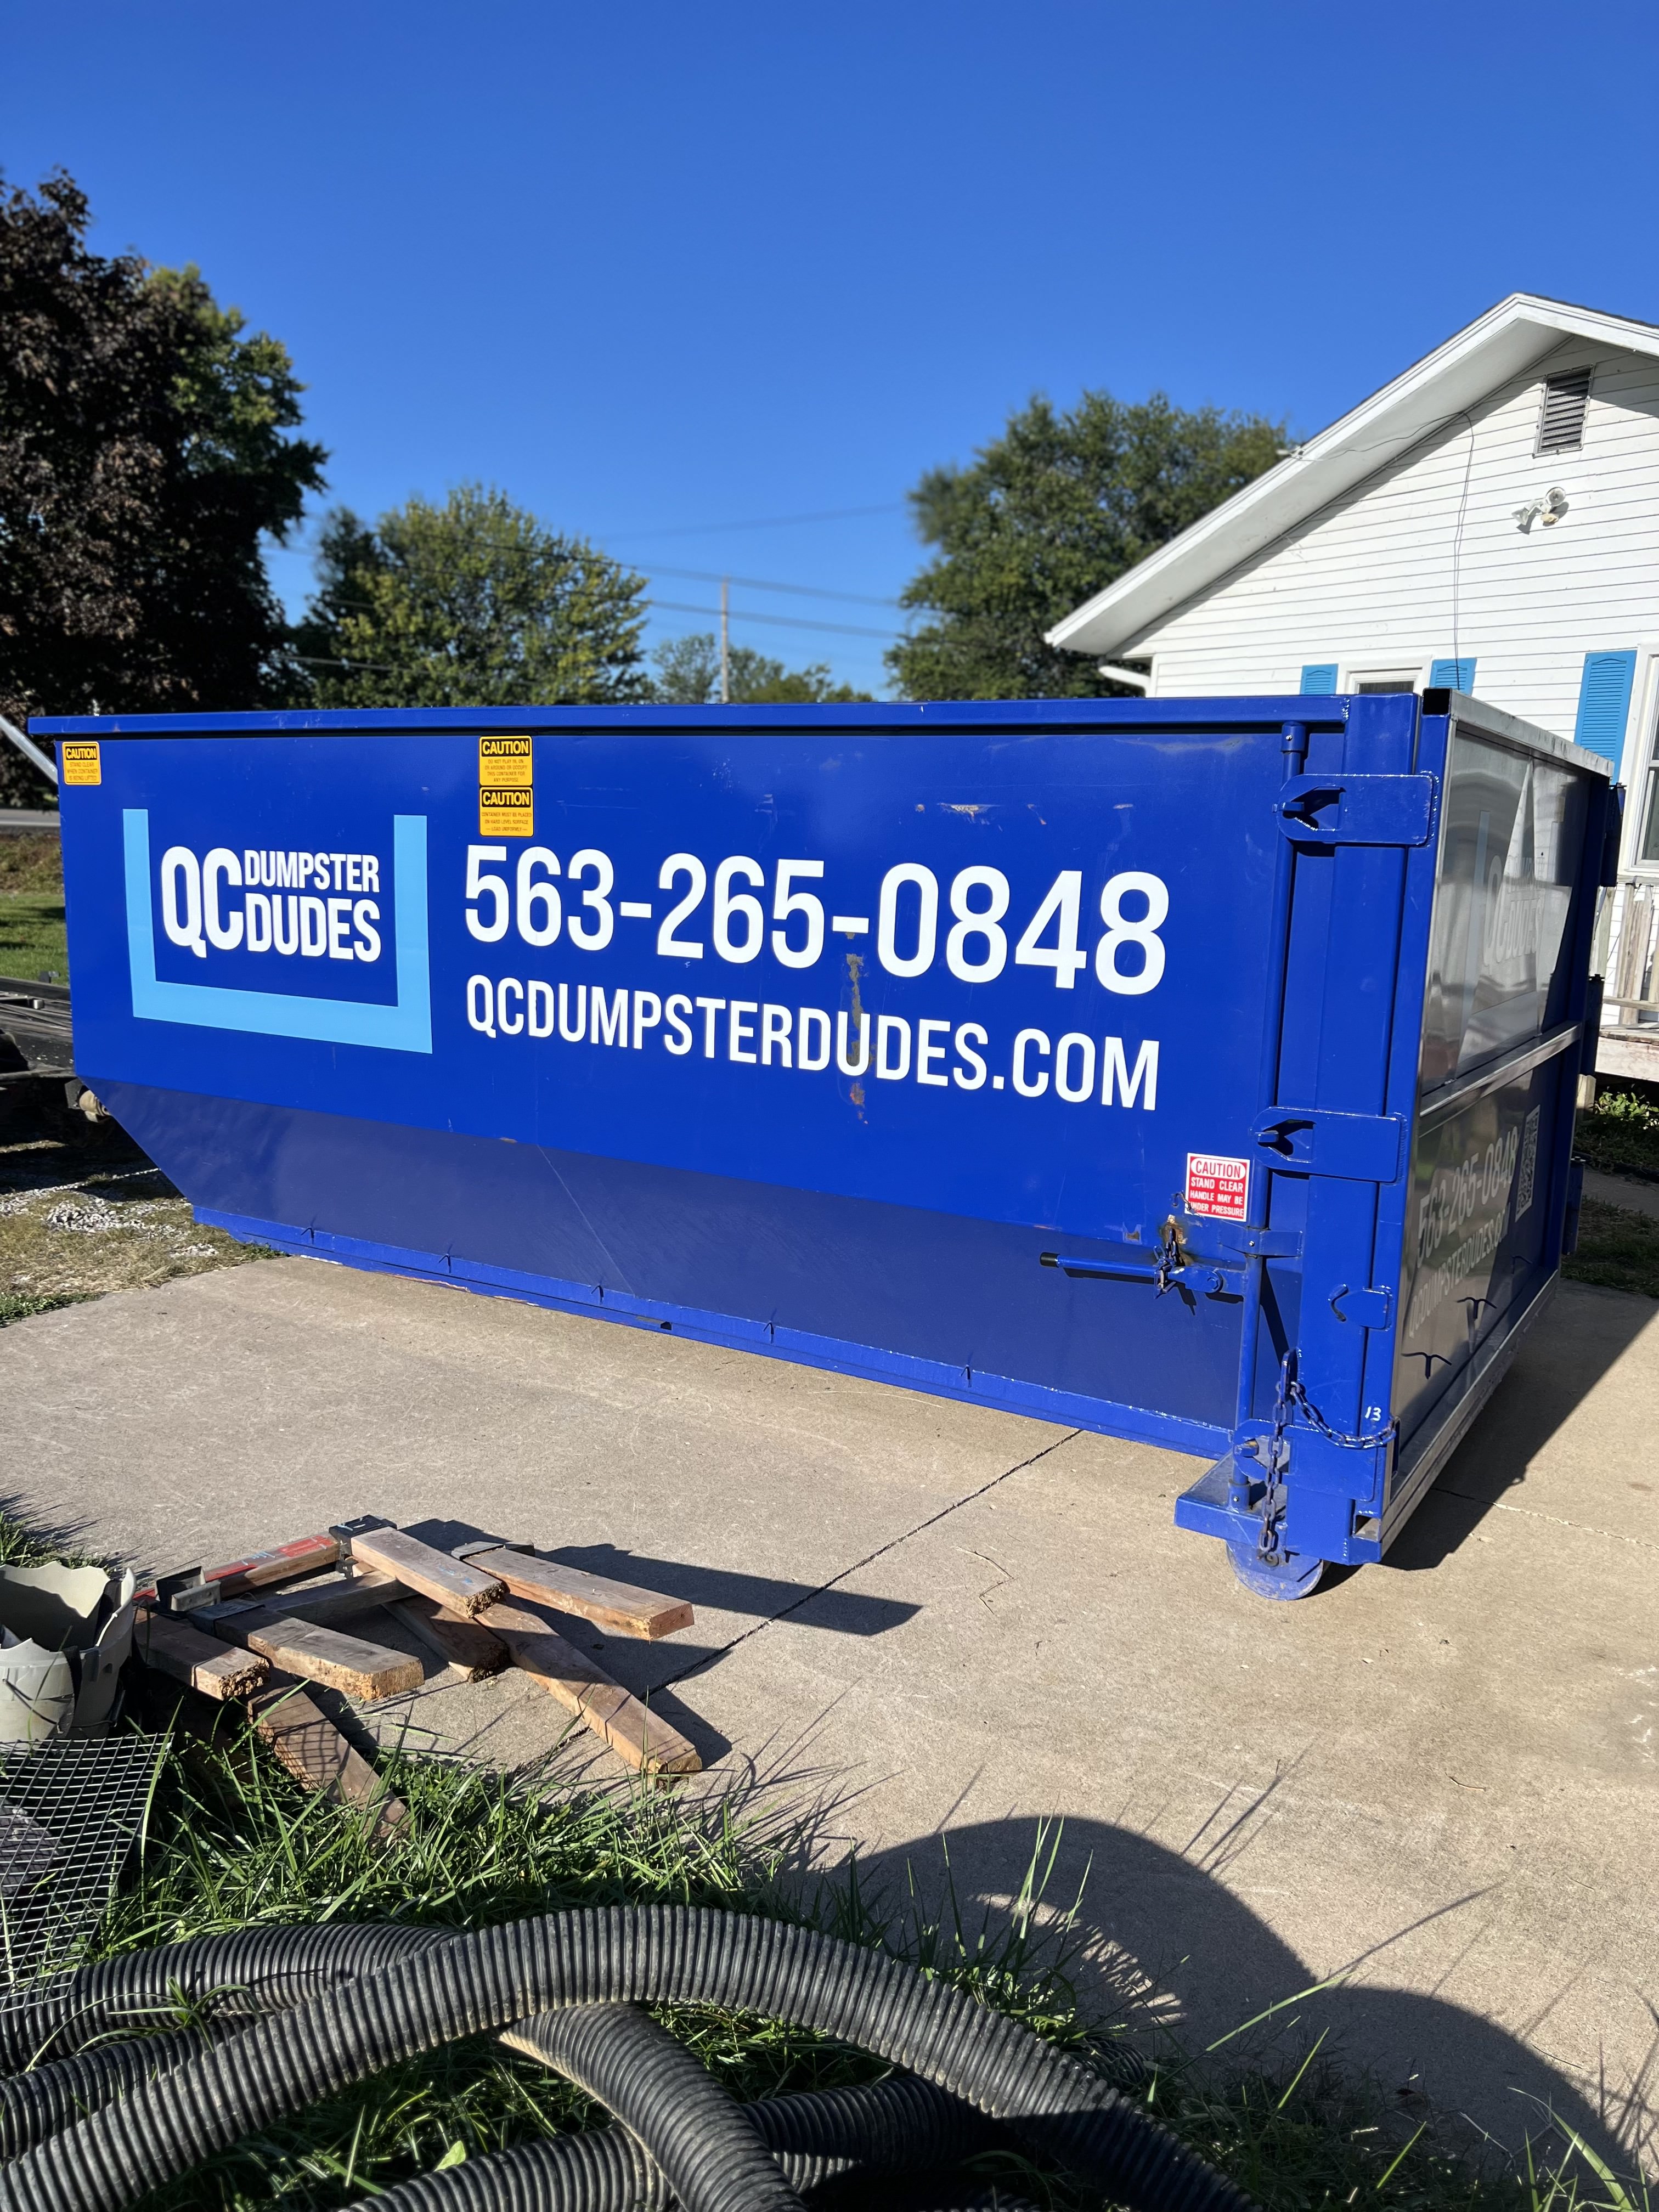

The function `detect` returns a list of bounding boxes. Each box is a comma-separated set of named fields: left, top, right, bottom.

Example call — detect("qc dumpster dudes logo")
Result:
left=157, top=844, right=386, bottom=964
left=122, top=811, right=432, bottom=1053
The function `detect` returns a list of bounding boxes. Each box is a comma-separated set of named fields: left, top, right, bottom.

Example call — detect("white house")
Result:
left=1047, top=294, right=1659, bottom=1061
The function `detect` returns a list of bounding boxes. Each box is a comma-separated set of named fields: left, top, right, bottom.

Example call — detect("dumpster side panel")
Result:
left=58, top=707, right=1323, bottom=1448
left=64, top=726, right=1285, bottom=1244
left=1416, top=729, right=1589, bottom=1091
left=99, top=1081, right=1240, bottom=1447
left=1396, top=1060, right=1561, bottom=1422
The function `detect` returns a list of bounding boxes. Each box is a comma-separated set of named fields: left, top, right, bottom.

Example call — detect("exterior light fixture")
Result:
left=1513, top=486, right=1569, bottom=533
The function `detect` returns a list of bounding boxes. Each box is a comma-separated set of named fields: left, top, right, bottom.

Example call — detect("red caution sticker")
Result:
left=1185, top=1153, right=1249, bottom=1221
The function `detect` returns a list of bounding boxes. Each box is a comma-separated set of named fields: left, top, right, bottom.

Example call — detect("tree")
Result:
left=0, top=170, right=325, bottom=800
left=887, top=390, right=1286, bottom=701
left=295, top=487, right=652, bottom=708
left=652, top=632, right=871, bottom=704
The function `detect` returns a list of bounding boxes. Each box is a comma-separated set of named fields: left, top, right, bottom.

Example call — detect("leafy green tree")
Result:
left=888, top=390, right=1285, bottom=701
left=295, top=487, right=652, bottom=707
left=0, top=170, right=325, bottom=800
left=652, top=632, right=871, bottom=704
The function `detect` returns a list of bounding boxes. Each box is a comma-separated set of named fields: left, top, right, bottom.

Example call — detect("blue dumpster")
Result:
left=36, top=690, right=1615, bottom=1596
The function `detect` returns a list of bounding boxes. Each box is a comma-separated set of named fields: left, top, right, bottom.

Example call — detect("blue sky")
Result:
left=6, top=0, right=1656, bottom=696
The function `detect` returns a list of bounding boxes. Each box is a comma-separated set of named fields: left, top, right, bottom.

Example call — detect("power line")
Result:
left=607, top=503, right=905, bottom=542
left=646, top=562, right=901, bottom=609
left=291, top=565, right=902, bottom=617
left=292, top=653, right=400, bottom=671
left=645, top=597, right=903, bottom=642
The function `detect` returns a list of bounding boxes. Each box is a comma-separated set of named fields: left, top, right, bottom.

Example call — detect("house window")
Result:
left=1639, top=692, right=1659, bottom=867
left=1350, top=668, right=1421, bottom=694
left=1640, top=770, right=1659, bottom=866
left=1536, top=369, right=1592, bottom=456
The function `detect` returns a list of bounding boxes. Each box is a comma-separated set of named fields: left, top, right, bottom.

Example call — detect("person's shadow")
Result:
left=833, top=1805, right=1654, bottom=2182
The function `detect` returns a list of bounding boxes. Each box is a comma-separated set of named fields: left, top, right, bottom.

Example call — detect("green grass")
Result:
left=1561, top=1197, right=1659, bottom=1297
left=0, top=891, right=67, bottom=981
left=0, top=832, right=63, bottom=898
left=0, top=1288, right=89, bottom=1327
left=26, top=1712, right=1637, bottom=2212
left=89, top=1725, right=1086, bottom=2208
left=0, top=1086, right=272, bottom=1312
left=1575, top=1085, right=1659, bottom=1183
left=0, top=1491, right=108, bottom=1568
left=0, top=832, right=67, bottom=979
left=2, top=1568, right=1647, bottom=2212
left=1563, top=1087, right=1659, bottom=1291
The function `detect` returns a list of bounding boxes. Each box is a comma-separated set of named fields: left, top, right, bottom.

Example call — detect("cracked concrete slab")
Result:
left=1, top=1252, right=1654, bottom=2171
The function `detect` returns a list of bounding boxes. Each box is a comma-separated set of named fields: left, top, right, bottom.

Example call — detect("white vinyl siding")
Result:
left=1130, top=346, right=1659, bottom=757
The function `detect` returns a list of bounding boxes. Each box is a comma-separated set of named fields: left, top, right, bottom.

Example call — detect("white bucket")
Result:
left=0, top=1564, right=137, bottom=1743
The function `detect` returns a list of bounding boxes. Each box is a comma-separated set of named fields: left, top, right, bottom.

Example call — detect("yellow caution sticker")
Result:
left=479, top=784, right=533, bottom=838
left=478, top=736, right=533, bottom=788
left=61, top=742, right=101, bottom=787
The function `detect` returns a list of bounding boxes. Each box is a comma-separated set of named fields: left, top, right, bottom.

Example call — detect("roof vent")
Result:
left=1536, top=369, right=1592, bottom=456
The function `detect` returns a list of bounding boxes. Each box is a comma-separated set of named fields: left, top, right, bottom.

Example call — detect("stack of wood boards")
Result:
left=133, top=1521, right=703, bottom=1820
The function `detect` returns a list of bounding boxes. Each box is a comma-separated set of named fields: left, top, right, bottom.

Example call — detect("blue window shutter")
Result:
left=1428, top=657, right=1476, bottom=691
left=1573, top=650, right=1638, bottom=773
left=1300, top=663, right=1338, bottom=692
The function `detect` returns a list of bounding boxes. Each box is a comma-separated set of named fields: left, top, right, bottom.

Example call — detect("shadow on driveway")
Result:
left=840, top=1806, right=1654, bottom=2182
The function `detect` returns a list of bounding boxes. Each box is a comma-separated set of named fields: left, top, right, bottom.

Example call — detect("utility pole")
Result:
left=719, top=576, right=731, bottom=704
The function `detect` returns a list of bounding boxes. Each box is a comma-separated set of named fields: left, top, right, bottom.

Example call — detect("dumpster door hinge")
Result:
left=1599, top=782, right=1625, bottom=888
left=1275, top=773, right=1436, bottom=846
left=1251, top=1107, right=1404, bottom=1182
left=1579, top=977, right=1604, bottom=1077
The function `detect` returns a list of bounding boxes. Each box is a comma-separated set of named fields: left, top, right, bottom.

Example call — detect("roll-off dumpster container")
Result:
left=37, top=690, right=1617, bottom=1595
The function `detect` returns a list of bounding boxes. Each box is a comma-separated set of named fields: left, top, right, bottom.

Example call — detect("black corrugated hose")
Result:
left=0, top=1906, right=1255, bottom=2212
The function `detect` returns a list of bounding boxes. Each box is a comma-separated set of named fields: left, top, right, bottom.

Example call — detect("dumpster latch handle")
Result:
left=1039, top=1248, right=1243, bottom=1295
left=1251, top=1107, right=1404, bottom=1183
left=1328, top=1282, right=1393, bottom=1329
left=1275, top=772, right=1436, bottom=847
left=1214, top=1223, right=1302, bottom=1259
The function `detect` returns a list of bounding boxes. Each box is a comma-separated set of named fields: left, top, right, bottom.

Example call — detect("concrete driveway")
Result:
left=1, top=1254, right=1654, bottom=2171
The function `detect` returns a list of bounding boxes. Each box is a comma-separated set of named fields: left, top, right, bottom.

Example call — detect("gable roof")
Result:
left=1046, top=294, right=1659, bottom=661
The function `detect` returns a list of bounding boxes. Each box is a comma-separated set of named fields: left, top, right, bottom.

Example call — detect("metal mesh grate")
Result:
left=0, top=1735, right=164, bottom=1988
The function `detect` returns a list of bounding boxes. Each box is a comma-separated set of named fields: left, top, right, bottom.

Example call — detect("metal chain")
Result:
left=1254, top=1358, right=1294, bottom=1559
left=1277, top=1351, right=1398, bottom=1451
left=1249, top=1353, right=1396, bottom=1565
left=1285, top=1376, right=1398, bottom=1451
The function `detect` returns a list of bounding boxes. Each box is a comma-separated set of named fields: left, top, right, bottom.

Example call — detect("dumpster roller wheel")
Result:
left=1227, top=1539, right=1325, bottom=1600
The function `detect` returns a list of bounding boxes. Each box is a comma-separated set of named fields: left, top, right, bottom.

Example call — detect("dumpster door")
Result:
left=1387, top=712, right=1601, bottom=1526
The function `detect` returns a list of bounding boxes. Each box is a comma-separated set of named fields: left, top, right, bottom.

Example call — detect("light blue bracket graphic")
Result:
left=124, top=811, right=432, bottom=1052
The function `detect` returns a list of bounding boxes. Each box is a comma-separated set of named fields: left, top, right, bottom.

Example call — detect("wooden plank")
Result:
left=206, top=1533, right=342, bottom=1599
left=232, top=1571, right=407, bottom=1629
left=134, top=1607, right=269, bottom=1700
left=215, top=1615, right=422, bottom=1701
left=481, top=1601, right=699, bottom=1775
left=393, top=1595, right=509, bottom=1681
left=136, top=1532, right=343, bottom=1611
left=348, top=1528, right=506, bottom=1618
left=249, top=1684, right=406, bottom=1842
left=469, top=1550, right=693, bottom=1641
